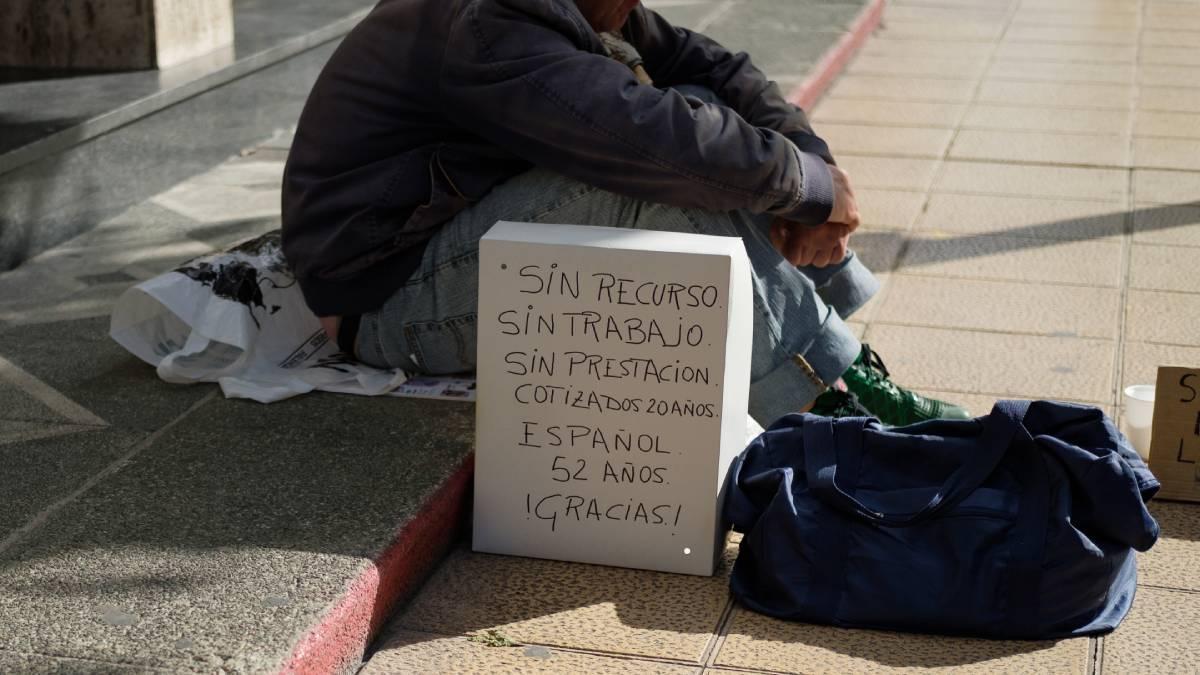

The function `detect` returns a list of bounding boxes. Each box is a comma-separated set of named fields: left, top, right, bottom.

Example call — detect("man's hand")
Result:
left=770, top=219, right=852, bottom=268
left=769, top=165, right=861, bottom=267
left=826, top=165, right=860, bottom=231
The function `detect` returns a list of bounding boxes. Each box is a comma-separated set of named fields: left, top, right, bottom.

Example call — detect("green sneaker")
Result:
left=841, top=344, right=971, bottom=426
left=809, top=388, right=874, bottom=418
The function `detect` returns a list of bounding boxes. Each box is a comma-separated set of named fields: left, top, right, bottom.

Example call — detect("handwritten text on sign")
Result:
left=473, top=222, right=751, bottom=575
left=500, top=263, right=724, bottom=533
left=1150, top=367, right=1200, bottom=502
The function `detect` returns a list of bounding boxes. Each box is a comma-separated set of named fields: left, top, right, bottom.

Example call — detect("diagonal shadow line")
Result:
left=871, top=201, right=1200, bottom=272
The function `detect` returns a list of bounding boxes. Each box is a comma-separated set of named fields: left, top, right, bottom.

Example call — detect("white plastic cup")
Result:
left=1123, top=384, right=1156, bottom=461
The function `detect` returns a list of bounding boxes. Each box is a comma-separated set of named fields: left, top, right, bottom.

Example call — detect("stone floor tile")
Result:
left=1135, top=110, right=1200, bottom=139
left=152, top=178, right=282, bottom=225
left=854, top=189, right=929, bottom=228
left=993, top=42, right=1136, bottom=64
left=1138, top=65, right=1200, bottom=89
left=826, top=75, right=978, bottom=103
left=950, top=129, right=1128, bottom=167
left=1143, top=12, right=1200, bottom=31
left=857, top=38, right=997, bottom=60
left=847, top=321, right=867, bottom=341
left=813, top=99, right=966, bottom=128
left=714, top=608, right=1090, bottom=674
left=854, top=272, right=891, bottom=324
left=0, top=282, right=143, bottom=327
left=256, top=128, right=295, bottom=151
left=1011, top=9, right=1138, bottom=29
left=1021, top=0, right=1137, bottom=9
left=935, top=161, right=1127, bottom=201
left=893, top=0, right=1013, bottom=8
left=1140, top=87, right=1200, bottom=114
left=847, top=54, right=989, bottom=79
left=962, top=104, right=1131, bottom=135
left=834, top=155, right=942, bottom=191
left=1101, top=586, right=1200, bottom=674
left=1142, top=29, right=1200, bottom=48
left=1130, top=243, right=1200, bottom=293
left=395, top=546, right=733, bottom=662
left=1139, top=501, right=1200, bottom=593
left=814, top=123, right=954, bottom=158
left=853, top=232, right=907, bottom=274
left=976, top=80, right=1133, bottom=110
left=188, top=160, right=285, bottom=188
left=1142, top=46, right=1200, bottom=67
left=899, top=233, right=1123, bottom=286
left=1004, top=25, right=1137, bottom=45
left=986, top=60, right=1134, bottom=85
left=1134, top=169, right=1200, bottom=203
left=1121, top=342, right=1200, bottom=392
left=1146, top=1, right=1200, bottom=20
left=884, top=5, right=1008, bottom=22
left=1125, top=290, right=1200, bottom=347
left=1135, top=137, right=1200, bottom=171
left=916, top=193, right=1125, bottom=241
left=864, top=325, right=1116, bottom=403
left=876, top=275, right=1120, bottom=339
left=878, top=19, right=1005, bottom=41
left=362, top=631, right=698, bottom=675
left=1133, top=201, right=1200, bottom=247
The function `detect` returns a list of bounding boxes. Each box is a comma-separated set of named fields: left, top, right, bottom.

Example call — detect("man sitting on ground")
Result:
left=281, top=0, right=969, bottom=426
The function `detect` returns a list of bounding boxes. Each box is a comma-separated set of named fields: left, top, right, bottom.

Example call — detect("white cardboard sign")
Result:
left=473, top=221, right=752, bottom=576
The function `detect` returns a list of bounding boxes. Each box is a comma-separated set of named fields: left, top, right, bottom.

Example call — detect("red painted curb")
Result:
left=279, top=455, right=475, bottom=675
left=788, top=0, right=886, bottom=112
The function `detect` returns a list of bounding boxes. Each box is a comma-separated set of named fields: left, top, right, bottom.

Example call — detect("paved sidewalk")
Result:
left=0, top=0, right=877, bottom=672
left=364, top=0, right=1200, bottom=672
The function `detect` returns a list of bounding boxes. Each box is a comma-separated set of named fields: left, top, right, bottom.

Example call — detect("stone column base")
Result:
left=0, top=0, right=234, bottom=71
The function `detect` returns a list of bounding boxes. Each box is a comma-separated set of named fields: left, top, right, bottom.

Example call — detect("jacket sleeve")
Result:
left=440, top=0, right=834, bottom=225
left=624, top=5, right=835, bottom=165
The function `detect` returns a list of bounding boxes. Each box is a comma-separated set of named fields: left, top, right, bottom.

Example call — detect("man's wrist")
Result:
left=774, top=148, right=834, bottom=225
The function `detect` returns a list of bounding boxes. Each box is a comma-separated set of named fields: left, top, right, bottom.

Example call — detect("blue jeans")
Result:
left=356, top=166, right=877, bottom=425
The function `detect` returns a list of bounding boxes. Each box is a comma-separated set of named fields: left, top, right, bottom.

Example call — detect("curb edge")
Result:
left=279, top=454, right=475, bottom=675
left=787, top=0, right=886, bottom=111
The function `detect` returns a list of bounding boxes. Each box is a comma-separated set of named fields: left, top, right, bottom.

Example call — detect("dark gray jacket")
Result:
left=282, top=0, right=836, bottom=317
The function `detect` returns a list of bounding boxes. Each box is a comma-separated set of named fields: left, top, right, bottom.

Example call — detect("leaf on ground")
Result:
left=468, top=629, right=517, bottom=647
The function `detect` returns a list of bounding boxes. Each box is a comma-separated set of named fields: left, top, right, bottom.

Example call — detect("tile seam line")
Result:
left=0, top=354, right=108, bottom=426
left=868, top=319, right=1121, bottom=341
left=1111, top=0, right=1147, bottom=412
left=0, top=389, right=217, bottom=557
left=371, top=626, right=716, bottom=666
left=886, top=273, right=1120, bottom=291
left=0, top=7, right=374, bottom=179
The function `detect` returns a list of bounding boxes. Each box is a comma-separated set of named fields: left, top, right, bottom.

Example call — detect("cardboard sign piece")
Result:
left=473, top=221, right=753, bottom=576
left=1148, top=366, right=1200, bottom=502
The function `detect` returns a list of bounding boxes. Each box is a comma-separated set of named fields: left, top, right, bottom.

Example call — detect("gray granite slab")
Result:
left=0, top=317, right=212, bottom=431
left=0, top=428, right=145, bottom=545
left=0, top=40, right=335, bottom=271
left=0, top=391, right=473, bottom=673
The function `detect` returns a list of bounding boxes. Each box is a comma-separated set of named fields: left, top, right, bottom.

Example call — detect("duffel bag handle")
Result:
left=802, top=400, right=1031, bottom=527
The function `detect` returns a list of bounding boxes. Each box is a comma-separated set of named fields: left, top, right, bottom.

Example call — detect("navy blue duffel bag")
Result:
left=724, top=400, right=1161, bottom=639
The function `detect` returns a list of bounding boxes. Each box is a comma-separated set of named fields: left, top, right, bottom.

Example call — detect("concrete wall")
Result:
left=0, top=0, right=233, bottom=70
